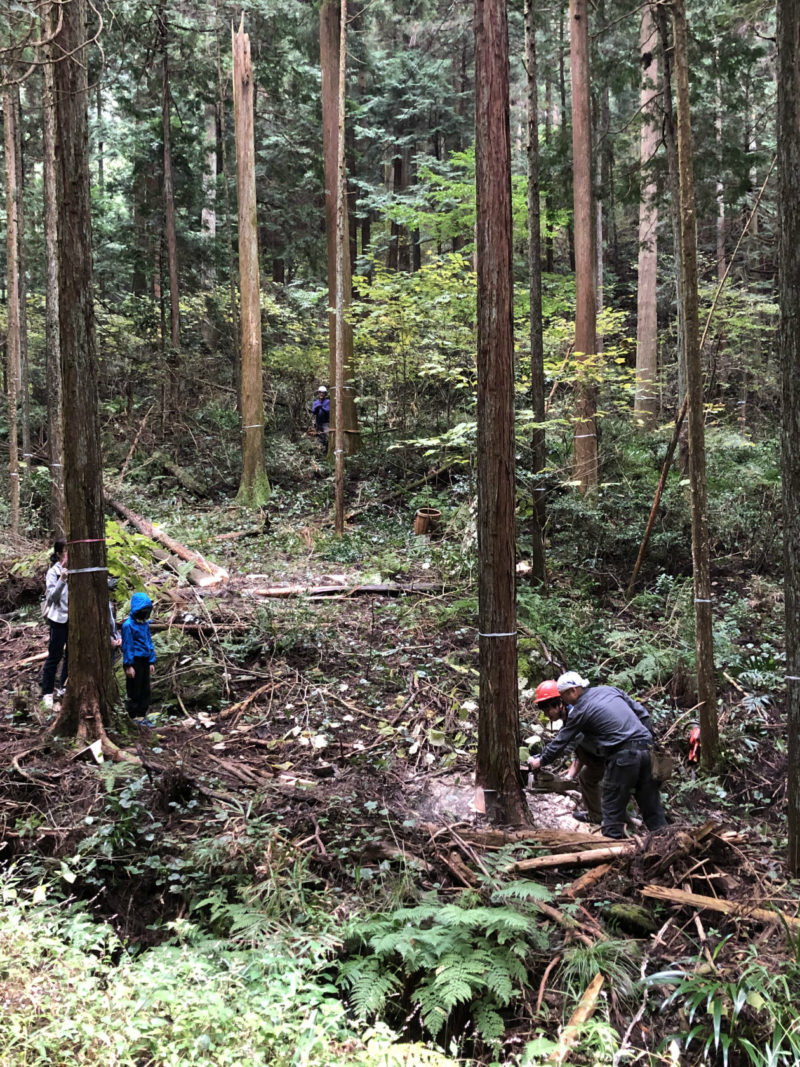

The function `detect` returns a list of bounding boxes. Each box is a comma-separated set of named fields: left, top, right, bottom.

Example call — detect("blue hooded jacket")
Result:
left=121, top=591, right=155, bottom=666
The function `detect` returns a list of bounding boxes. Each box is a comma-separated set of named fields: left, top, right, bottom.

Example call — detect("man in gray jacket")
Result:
left=528, top=671, right=667, bottom=839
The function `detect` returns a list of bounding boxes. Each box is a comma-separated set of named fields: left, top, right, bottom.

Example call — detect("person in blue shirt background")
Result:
left=121, top=591, right=156, bottom=722
left=312, top=385, right=330, bottom=453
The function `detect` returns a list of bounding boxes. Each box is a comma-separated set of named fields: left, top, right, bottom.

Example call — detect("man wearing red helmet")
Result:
left=532, top=680, right=604, bottom=824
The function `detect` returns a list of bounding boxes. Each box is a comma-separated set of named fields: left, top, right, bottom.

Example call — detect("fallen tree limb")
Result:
left=562, top=864, right=613, bottom=898
left=449, top=827, right=612, bottom=850
left=106, top=494, right=229, bottom=587
left=548, top=973, right=605, bottom=1066
left=640, top=884, right=800, bottom=934
left=511, top=844, right=634, bottom=873
left=253, top=582, right=438, bottom=598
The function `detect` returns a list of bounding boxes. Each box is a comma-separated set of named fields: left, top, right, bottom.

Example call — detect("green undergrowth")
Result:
left=0, top=874, right=457, bottom=1067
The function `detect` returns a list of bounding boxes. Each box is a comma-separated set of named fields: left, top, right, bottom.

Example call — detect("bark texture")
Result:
left=474, top=0, right=529, bottom=826
left=569, top=0, right=598, bottom=491
left=320, top=0, right=360, bottom=456
left=3, top=86, right=21, bottom=539
left=778, top=0, right=800, bottom=873
left=43, top=46, right=66, bottom=538
left=672, top=0, right=718, bottom=767
left=525, top=0, right=546, bottom=584
left=634, top=5, right=660, bottom=427
left=49, top=0, right=117, bottom=737
left=232, top=19, right=269, bottom=506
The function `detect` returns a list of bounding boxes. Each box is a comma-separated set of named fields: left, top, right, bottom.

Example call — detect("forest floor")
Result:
left=0, top=482, right=797, bottom=1062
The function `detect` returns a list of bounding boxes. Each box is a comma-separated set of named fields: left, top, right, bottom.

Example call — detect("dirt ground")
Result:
left=2, top=550, right=798, bottom=1058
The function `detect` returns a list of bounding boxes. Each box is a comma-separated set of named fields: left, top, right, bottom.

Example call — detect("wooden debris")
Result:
left=640, top=884, right=800, bottom=934
left=548, top=973, right=605, bottom=1065
left=106, top=494, right=229, bottom=586
left=436, top=826, right=611, bottom=850
left=562, top=863, right=613, bottom=898
left=253, top=582, right=437, bottom=598
left=511, top=843, right=634, bottom=873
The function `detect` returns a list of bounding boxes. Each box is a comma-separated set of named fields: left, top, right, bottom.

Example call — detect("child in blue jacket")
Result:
left=121, top=591, right=156, bottom=721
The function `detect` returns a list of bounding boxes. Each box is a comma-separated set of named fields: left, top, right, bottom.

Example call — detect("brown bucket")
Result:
left=413, top=507, right=442, bottom=536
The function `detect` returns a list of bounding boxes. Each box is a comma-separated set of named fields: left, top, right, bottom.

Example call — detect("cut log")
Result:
left=511, top=844, right=634, bottom=873
left=431, top=826, right=612, bottom=850
left=106, top=494, right=228, bottom=586
left=640, top=884, right=800, bottom=934
left=563, top=863, right=613, bottom=898
left=253, top=582, right=437, bottom=598
left=548, top=973, right=605, bottom=1065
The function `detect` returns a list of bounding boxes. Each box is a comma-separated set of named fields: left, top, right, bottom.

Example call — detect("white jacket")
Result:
left=44, top=562, right=68, bottom=624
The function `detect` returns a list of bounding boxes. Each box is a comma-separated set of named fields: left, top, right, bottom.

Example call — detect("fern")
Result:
left=339, top=957, right=401, bottom=1018
left=339, top=890, right=553, bottom=1046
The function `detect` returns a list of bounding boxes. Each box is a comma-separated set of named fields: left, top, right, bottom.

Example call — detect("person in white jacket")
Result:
left=41, top=541, right=69, bottom=707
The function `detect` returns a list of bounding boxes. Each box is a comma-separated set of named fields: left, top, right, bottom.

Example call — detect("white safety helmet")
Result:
left=317, top=385, right=328, bottom=394
left=556, top=671, right=590, bottom=692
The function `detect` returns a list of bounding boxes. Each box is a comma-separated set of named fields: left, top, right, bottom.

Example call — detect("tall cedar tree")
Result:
left=3, top=86, right=21, bottom=539
left=634, top=4, right=659, bottom=427
left=233, top=18, right=269, bottom=506
left=525, top=0, right=546, bottom=584
left=474, top=0, right=530, bottom=826
left=672, top=0, right=718, bottom=766
left=778, top=0, right=800, bottom=873
left=43, top=53, right=65, bottom=537
left=48, top=0, right=118, bottom=742
left=320, top=0, right=360, bottom=456
left=569, top=0, right=598, bottom=491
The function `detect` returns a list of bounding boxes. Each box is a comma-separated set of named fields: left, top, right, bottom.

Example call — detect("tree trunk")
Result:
left=43, top=55, right=66, bottom=538
left=3, top=86, right=21, bottom=539
left=525, top=0, right=546, bottom=585
left=333, top=0, right=348, bottom=535
left=655, top=3, right=686, bottom=407
left=159, top=0, right=180, bottom=410
left=13, top=86, right=31, bottom=473
left=232, top=17, right=269, bottom=507
left=474, top=0, right=530, bottom=826
left=634, top=4, right=660, bottom=427
left=215, top=9, right=241, bottom=404
left=201, top=99, right=217, bottom=285
left=320, top=0, right=360, bottom=456
left=777, top=0, right=800, bottom=874
left=569, top=0, right=598, bottom=492
left=48, top=0, right=118, bottom=739
left=672, top=0, right=718, bottom=768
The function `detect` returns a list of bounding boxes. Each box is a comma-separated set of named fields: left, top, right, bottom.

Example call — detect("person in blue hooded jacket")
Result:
left=121, top=591, right=156, bottom=720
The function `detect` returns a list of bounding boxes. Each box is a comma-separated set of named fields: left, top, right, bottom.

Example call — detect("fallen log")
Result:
left=511, top=844, right=634, bottom=873
left=548, top=973, right=605, bottom=1066
left=450, top=826, right=612, bottom=850
left=253, top=582, right=438, bottom=598
left=640, top=884, right=800, bottom=934
left=563, top=864, right=613, bottom=898
left=106, top=494, right=228, bottom=587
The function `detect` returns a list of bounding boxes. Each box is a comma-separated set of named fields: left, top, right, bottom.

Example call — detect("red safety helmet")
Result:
left=534, top=680, right=561, bottom=704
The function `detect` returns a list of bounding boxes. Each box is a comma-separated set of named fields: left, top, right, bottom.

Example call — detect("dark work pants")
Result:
left=575, top=745, right=605, bottom=824
left=41, top=620, right=68, bottom=695
left=125, top=657, right=151, bottom=718
left=601, top=743, right=666, bottom=839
